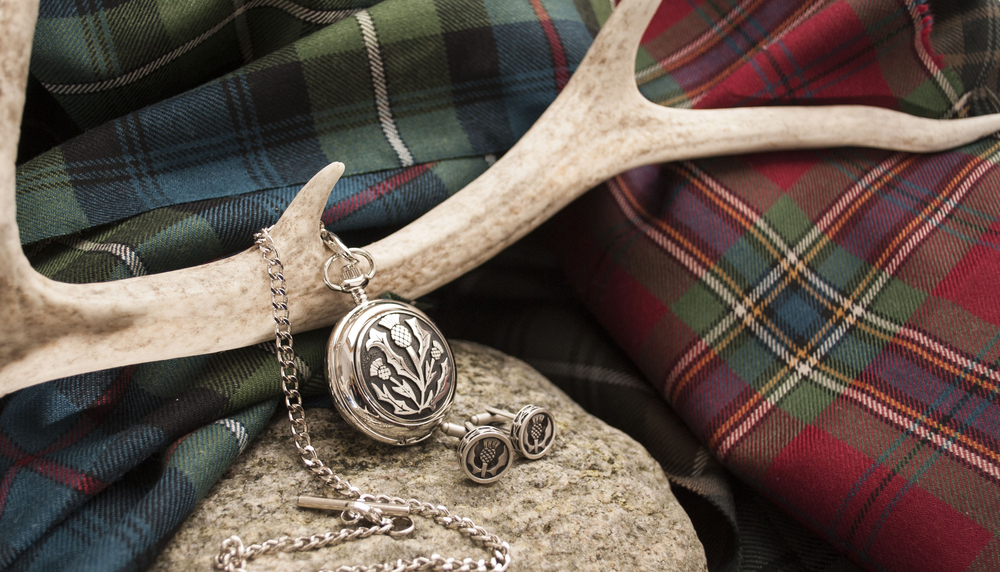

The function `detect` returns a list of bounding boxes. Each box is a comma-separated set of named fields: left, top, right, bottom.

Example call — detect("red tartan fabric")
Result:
left=556, top=1, right=1000, bottom=571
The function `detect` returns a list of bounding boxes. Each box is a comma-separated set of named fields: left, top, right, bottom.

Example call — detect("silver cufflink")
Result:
left=469, top=405, right=556, bottom=460
left=439, top=421, right=513, bottom=484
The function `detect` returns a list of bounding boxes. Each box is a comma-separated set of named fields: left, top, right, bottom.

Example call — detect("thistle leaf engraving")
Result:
left=365, top=313, right=448, bottom=417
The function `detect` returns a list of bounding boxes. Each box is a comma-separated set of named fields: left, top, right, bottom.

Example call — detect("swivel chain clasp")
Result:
left=321, top=227, right=376, bottom=306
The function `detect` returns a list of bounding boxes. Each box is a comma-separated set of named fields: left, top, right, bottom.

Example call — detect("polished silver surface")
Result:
left=457, top=423, right=513, bottom=485
left=297, top=495, right=412, bottom=517
left=508, top=405, right=556, bottom=460
left=229, top=228, right=512, bottom=572
left=439, top=421, right=469, bottom=438
left=327, top=299, right=456, bottom=445
left=470, top=405, right=556, bottom=460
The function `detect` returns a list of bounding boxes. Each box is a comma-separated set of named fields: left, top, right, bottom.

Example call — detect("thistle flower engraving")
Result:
left=468, top=437, right=509, bottom=480
left=365, top=312, right=451, bottom=418
left=526, top=413, right=553, bottom=456
left=369, top=358, right=391, bottom=380
left=530, top=416, right=544, bottom=440
left=390, top=323, right=412, bottom=348
left=480, top=439, right=498, bottom=464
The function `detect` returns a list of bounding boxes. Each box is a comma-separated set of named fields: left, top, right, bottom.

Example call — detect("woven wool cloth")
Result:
left=551, top=2, right=1000, bottom=572
left=3, top=1, right=1000, bottom=571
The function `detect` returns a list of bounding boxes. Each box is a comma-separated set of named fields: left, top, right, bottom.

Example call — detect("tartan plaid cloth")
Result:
left=4, top=1, right=604, bottom=571
left=15, top=0, right=598, bottom=244
left=434, top=231, right=867, bottom=572
left=5, top=1, right=1000, bottom=572
left=552, top=1, right=1000, bottom=571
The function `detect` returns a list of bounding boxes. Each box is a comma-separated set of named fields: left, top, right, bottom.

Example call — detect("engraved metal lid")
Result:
left=327, top=299, right=456, bottom=445
left=458, top=426, right=513, bottom=484
left=510, top=405, right=556, bottom=460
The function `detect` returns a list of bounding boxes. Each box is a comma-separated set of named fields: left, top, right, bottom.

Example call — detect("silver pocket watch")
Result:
left=321, top=230, right=456, bottom=446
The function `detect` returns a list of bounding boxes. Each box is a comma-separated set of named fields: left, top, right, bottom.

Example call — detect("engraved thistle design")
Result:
left=527, top=414, right=552, bottom=455
left=468, top=437, right=509, bottom=480
left=365, top=313, right=450, bottom=417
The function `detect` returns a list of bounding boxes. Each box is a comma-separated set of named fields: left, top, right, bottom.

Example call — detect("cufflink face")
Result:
left=458, top=426, right=513, bottom=484
left=327, top=299, right=456, bottom=445
left=510, top=405, right=556, bottom=460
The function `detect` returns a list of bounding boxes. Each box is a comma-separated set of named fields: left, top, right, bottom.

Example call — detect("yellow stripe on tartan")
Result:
left=845, top=384, right=1000, bottom=481
left=705, top=156, right=939, bottom=449
left=827, top=145, right=998, bottom=308
left=713, top=140, right=1000, bottom=456
left=797, top=346, right=1000, bottom=479
left=608, top=173, right=822, bottom=418
left=656, top=159, right=910, bottom=404
left=607, top=139, right=1000, bottom=465
left=635, top=0, right=771, bottom=85
left=688, top=1, right=831, bottom=108
left=834, top=312, right=1000, bottom=399
left=849, top=378, right=1000, bottom=471
left=642, top=0, right=827, bottom=106
left=675, top=164, right=842, bottom=353
left=706, top=159, right=926, bottom=439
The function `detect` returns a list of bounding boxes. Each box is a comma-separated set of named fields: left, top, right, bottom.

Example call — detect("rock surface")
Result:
left=151, top=341, right=706, bottom=572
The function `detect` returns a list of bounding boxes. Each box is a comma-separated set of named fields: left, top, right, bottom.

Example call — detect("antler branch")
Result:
left=3, top=0, right=999, bottom=395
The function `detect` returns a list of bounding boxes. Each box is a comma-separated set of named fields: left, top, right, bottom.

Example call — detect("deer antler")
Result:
left=3, top=0, right=1000, bottom=396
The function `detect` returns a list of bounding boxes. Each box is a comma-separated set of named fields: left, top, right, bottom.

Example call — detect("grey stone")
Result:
left=151, top=341, right=706, bottom=572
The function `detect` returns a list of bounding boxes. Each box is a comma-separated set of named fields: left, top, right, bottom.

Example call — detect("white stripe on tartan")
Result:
left=609, top=144, right=1000, bottom=459
left=43, top=0, right=361, bottom=95
left=727, top=151, right=997, bottom=454
left=635, top=0, right=827, bottom=99
left=905, top=0, right=960, bottom=107
left=688, top=153, right=995, bottom=455
left=58, top=237, right=148, bottom=277
left=898, top=327, right=1000, bottom=385
left=635, top=0, right=763, bottom=83
left=663, top=154, right=906, bottom=391
left=689, top=1, right=829, bottom=108
left=214, top=418, right=250, bottom=455
left=843, top=386, right=1000, bottom=481
left=356, top=10, right=415, bottom=167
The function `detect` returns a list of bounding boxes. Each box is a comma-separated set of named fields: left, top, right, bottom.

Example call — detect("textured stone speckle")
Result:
left=151, top=341, right=706, bottom=572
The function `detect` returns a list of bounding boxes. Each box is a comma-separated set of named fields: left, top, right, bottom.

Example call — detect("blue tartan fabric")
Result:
left=7, top=0, right=1000, bottom=571
left=16, top=0, right=598, bottom=244
left=3, top=1, right=607, bottom=571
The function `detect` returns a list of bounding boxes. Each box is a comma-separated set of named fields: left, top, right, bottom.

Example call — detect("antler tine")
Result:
left=3, top=0, right=1000, bottom=393
left=0, top=0, right=39, bottom=280
left=366, top=0, right=1000, bottom=299
left=0, top=4, right=357, bottom=399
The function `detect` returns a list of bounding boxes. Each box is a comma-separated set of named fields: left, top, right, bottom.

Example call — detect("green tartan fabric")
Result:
left=16, top=0, right=602, bottom=244
left=7, top=0, right=1000, bottom=571
left=3, top=1, right=608, bottom=571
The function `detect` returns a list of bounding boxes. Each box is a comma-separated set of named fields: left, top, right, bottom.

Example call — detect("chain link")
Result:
left=213, top=228, right=511, bottom=572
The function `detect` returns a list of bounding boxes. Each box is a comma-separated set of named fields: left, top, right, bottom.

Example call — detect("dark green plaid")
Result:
left=4, top=1, right=606, bottom=571
left=8, top=1, right=1000, bottom=572
left=16, top=0, right=605, bottom=245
